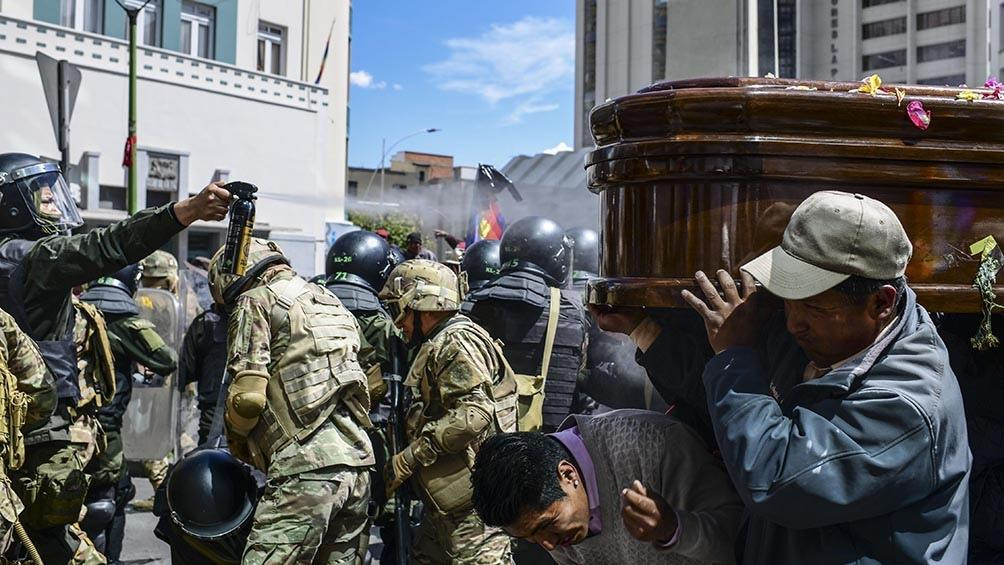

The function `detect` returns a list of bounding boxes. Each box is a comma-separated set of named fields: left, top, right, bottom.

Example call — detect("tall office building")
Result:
left=576, top=0, right=1001, bottom=148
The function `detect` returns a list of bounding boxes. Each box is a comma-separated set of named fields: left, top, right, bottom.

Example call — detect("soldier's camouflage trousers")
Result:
left=85, top=428, right=124, bottom=489
left=412, top=506, right=512, bottom=565
left=243, top=466, right=371, bottom=565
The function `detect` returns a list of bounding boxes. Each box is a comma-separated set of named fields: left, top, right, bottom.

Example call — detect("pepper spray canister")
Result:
left=220, top=181, right=258, bottom=275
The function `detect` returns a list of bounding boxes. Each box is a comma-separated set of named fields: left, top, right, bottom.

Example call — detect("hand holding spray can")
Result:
left=220, top=181, right=258, bottom=275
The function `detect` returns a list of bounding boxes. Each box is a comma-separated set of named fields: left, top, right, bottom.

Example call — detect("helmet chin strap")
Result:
left=408, top=309, right=427, bottom=346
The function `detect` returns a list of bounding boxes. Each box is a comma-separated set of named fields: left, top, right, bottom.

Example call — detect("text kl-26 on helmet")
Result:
left=0, top=153, right=83, bottom=238
left=325, top=230, right=395, bottom=293
left=499, top=216, right=573, bottom=287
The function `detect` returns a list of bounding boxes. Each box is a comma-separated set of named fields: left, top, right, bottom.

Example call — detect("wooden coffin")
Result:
left=585, top=77, right=1004, bottom=313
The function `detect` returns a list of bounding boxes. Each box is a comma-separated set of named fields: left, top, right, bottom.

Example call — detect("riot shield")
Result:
left=122, top=288, right=183, bottom=461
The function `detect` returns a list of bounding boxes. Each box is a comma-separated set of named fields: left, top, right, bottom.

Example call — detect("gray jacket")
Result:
left=703, top=287, right=971, bottom=564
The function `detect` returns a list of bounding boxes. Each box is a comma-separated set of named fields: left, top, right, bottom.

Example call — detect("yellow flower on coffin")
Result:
left=957, top=90, right=980, bottom=102
left=857, top=74, right=883, bottom=95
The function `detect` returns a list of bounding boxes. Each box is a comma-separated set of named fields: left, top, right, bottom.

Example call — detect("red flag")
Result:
left=122, top=134, right=136, bottom=168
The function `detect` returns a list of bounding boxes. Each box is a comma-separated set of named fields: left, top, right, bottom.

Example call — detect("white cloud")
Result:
left=423, top=17, right=573, bottom=105
left=542, top=141, right=573, bottom=155
left=393, top=83, right=403, bottom=91
left=504, top=98, right=559, bottom=125
left=350, top=70, right=387, bottom=89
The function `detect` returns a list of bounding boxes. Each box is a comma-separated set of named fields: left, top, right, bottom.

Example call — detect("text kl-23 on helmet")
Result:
left=325, top=230, right=396, bottom=293
left=499, top=216, right=573, bottom=287
left=460, top=239, right=501, bottom=291
left=0, top=153, right=83, bottom=238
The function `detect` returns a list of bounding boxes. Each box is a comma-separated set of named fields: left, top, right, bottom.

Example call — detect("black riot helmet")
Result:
left=499, top=216, right=573, bottom=287
left=92, top=263, right=143, bottom=296
left=388, top=245, right=405, bottom=268
left=461, top=239, right=501, bottom=291
left=325, top=230, right=395, bottom=293
left=0, top=153, right=83, bottom=238
left=166, top=449, right=258, bottom=560
left=565, top=227, right=599, bottom=276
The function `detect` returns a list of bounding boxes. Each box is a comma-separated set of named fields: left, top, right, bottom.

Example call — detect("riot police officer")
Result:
left=459, top=239, right=501, bottom=294
left=325, top=229, right=407, bottom=564
left=464, top=216, right=588, bottom=433
left=209, top=238, right=374, bottom=564
left=324, top=230, right=401, bottom=388
left=0, top=152, right=229, bottom=563
left=80, top=264, right=178, bottom=563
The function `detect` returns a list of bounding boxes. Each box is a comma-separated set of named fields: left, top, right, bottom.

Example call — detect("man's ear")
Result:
left=557, top=460, right=578, bottom=485
left=870, top=285, right=898, bottom=321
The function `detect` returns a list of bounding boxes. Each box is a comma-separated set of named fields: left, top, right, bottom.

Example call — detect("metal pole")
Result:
left=57, top=60, right=70, bottom=177
left=127, top=8, right=138, bottom=214
left=773, top=0, right=780, bottom=77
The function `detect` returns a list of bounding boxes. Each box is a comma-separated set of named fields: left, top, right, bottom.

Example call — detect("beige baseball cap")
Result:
left=741, top=191, right=912, bottom=300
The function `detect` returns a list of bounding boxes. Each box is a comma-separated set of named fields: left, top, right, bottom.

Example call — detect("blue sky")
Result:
left=347, top=1, right=575, bottom=170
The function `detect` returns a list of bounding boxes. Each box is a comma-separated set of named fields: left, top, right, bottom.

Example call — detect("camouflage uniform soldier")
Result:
left=0, top=308, right=56, bottom=558
left=0, top=152, right=230, bottom=564
left=208, top=238, right=374, bottom=564
left=80, top=264, right=178, bottom=563
left=379, top=260, right=517, bottom=564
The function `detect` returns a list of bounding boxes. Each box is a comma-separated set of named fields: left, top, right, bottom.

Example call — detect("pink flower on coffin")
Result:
left=907, top=100, right=931, bottom=130
left=984, top=76, right=1001, bottom=88
left=982, top=77, right=1004, bottom=100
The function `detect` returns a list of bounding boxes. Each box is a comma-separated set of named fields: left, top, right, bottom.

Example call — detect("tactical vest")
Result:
left=406, top=315, right=517, bottom=514
left=464, top=271, right=587, bottom=431
left=0, top=361, right=29, bottom=472
left=0, top=239, right=81, bottom=405
left=71, top=298, right=117, bottom=411
left=248, top=276, right=371, bottom=467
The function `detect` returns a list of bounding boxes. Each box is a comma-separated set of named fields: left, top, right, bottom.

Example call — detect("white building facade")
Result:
left=0, top=0, right=351, bottom=275
left=576, top=0, right=1002, bottom=149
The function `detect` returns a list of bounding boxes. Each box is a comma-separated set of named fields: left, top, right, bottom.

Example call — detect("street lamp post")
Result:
left=363, top=128, right=440, bottom=205
left=114, top=0, right=152, bottom=214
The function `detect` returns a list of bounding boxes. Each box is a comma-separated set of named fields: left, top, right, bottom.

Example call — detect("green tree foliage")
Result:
left=347, top=210, right=421, bottom=248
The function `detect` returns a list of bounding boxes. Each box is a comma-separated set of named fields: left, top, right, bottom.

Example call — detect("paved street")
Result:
left=121, top=480, right=169, bottom=564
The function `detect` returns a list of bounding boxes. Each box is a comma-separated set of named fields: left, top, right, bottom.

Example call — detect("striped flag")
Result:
left=466, top=164, right=521, bottom=245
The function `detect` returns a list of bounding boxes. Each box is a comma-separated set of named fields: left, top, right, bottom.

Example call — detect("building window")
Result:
left=1000, top=4, right=1004, bottom=53
left=917, top=39, right=966, bottom=63
left=581, top=0, right=597, bottom=147
left=917, top=6, right=965, bottom=31
left=862, top=48, right=906, bottom=70
left=862, top=16, right=906, bottom=39
left=123, top=0, right=161, bottom=47
left=758, top=0, right=797, bottom=78
left=180, top=1, right=215, bottom=59
left=257, top=22, right=286, bottom=75
left=652, top=0, right=668, bottom=82
left=347, top=180, right=358, bottom=197
left=862, top=0, right=903, bottom=7
left=917, top=74, right=967, bottom=86
left=60, top=0, right=103, bottom=33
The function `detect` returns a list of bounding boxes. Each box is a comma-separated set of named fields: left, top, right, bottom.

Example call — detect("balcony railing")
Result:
left=0, top=14, right=328, bottom=113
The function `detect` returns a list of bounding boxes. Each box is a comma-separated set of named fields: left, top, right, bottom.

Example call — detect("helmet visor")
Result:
left=14, top=167, right=83, bottom=233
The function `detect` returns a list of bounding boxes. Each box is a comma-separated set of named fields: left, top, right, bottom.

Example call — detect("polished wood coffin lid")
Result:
left=586, top=77, right=1004, bottom=312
